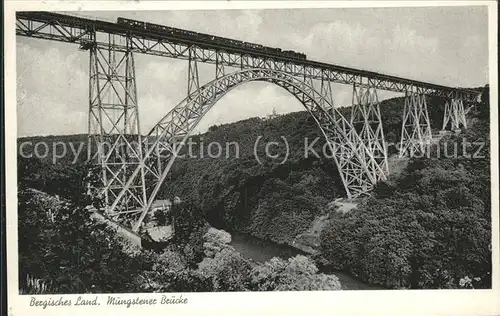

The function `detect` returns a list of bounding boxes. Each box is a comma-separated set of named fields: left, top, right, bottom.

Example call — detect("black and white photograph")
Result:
left=4, top=1, right=499, bottom=315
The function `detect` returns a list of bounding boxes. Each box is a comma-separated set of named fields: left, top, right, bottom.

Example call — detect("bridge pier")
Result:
left=187, top=46, right=200, bottom=100
left=87, top=35, right=147, bottom=219
left=399, top=91, right=432, bottom=157
left=303, top=67, right=315, bottom=91
left=215, top=50, right=226, bottom=79
left=320, top=71, right=335, bottom=117
left=15, top=12, right=483, bottom=233
left=442, top=97, right=467, bottom=131
left=350, top=83, right=389, bottom=180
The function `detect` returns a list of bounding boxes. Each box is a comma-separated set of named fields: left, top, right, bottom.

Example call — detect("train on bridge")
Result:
left=117, top=17, right=307, bottom=61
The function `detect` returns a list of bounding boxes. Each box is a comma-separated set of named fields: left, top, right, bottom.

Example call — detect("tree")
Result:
left=319, top=124, right=492, bottom=289
left=18, top=189, right=154, bottom=294
left=172, top=202, right=210, bottom=266
left=249, top=255, right=341, bottom=291
left=198, top=248, right=252, bottom=291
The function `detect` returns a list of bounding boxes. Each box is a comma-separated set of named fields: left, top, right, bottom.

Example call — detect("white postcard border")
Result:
left=4, top=1, right=499, bottom=315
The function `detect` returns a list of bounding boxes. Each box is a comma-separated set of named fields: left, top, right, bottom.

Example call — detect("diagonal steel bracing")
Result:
left=87, top=35, right=147, bottom=221
left=187, top=46, right=200, bottom=100
left=350, top=84, right=389, bottom=179
left=399, top=91, right=432, bottom=157
left=215, top=50, right=226, bottom=79
left=319, top=72, right=338, bottom=126
left=107, top=69, right=382, bottom=232
left=15, top=11, right=483, bottom=233
left=16, top=11, right=481, bottom=102
left=442, top=97, right=467, bottom=130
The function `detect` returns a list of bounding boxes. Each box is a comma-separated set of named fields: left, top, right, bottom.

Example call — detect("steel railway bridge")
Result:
left=16, top=11, right=482, bottom=232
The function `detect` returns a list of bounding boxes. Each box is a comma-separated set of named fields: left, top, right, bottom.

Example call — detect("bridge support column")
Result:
left=350, top=84, right=389, bottom=179
left=170, top=46, right=201, bottom=136
left=215, top=50, right=225, bottom=79
left=318, top=75, right=358, bottom=198
left=187, top=46, right=200, bottom=99
left=399, top=91, right=432, bottom=157
left=87, top=36, right=147, bottom=219
left=320, top=71, right=335, bottom=116
left=303, top=67, right=315, bottom=91
left=442, top=97, right=467, bottom=130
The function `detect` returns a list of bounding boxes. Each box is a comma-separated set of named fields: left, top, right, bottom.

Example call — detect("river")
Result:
left=229, top=231, right=382, bottom=290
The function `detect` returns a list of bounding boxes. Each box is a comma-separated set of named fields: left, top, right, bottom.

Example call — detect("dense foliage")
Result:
left=153, top=94, right=448, bottom=245
left=249, top=255, right=342, bottom=291
left=171, top=201, right=211, bottom=266
left=18, top=156, right=90, bottom=204
left=16, top=181, right=209, bottom=293
left=17, top=94, right=447, bottom=247
left=18, top=189, right=153, bottom=293
left=18, top=184, right=337, bottom=293
left=155, top=112, right=345, bottom=245
left=320, top=112, right=492, bottom=289
left=18, top=86, right=491, bottom=291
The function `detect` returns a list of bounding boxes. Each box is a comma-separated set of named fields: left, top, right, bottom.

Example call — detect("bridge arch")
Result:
left=109, top=68, right=386, bottom=231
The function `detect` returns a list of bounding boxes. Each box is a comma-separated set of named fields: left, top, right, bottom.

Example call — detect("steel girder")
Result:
left=442, top=98, right=467, bottom=130
left=319, top=70, right=336, bottom=118
left=215, top=50, right=226, bottom=79
left=351, top=84, right=389, bottom=179
left=187, top=47, right=200, bottom=100
left=399, top=92, right=433, bottom=157
left=106, top=69, right=383, bottom=231
left=87, top=36, right=148, bottom=222
left=15, top=12, right=480, bottom=102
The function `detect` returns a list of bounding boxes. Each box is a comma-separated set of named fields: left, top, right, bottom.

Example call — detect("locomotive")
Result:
left=116, top=17, right=307, bottom=61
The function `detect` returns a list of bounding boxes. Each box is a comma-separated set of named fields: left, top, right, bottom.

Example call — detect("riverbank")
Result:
left=229, top=231, right=382, bottom=290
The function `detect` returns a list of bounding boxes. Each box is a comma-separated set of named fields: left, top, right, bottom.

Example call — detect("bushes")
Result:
left=17, top=94, right=453, bottom=251
left=203, top=227, right=232, bottom=257
left=247, top=178, right=320, bottom=244
left=321, top=198, right=491, bottom=288
left=168, top=270, right=213, bottom=292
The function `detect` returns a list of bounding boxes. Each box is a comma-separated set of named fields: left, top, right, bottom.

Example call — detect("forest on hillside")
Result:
left=148, top=94, right=456, bottom=245
left=17, top=86, right=492, bottom=290
left=18, top=186, right=342, bottom=293
left=320, top=119, right=492, bottom=288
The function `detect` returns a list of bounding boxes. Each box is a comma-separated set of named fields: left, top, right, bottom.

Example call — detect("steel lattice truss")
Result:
left=87, top=40, right=148, bottom=221
left=351, top=84, right=389, bottom=179
left=399, top=93, right=433, bottom=157
left=107, top=68, right=385, bottom=231
left=442, top=98, right=467, bottom=130
left=16, top=11, right=481, bottom=102
left=15, top=11, right=483, bottom=232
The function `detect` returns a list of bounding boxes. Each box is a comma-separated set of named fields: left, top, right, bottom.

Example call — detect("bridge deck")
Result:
left=15, top=11, right=481, bottom=102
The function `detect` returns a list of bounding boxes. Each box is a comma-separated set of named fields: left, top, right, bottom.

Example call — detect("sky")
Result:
left=16, top=6, right=489, bottom=137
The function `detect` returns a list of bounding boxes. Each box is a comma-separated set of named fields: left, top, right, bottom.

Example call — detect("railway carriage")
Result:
left=116, top=17, right=307, bottom=61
